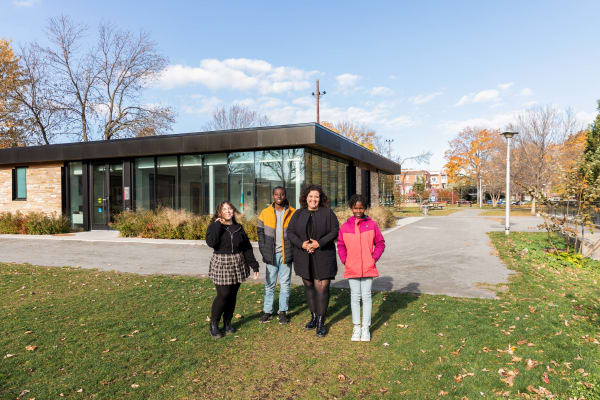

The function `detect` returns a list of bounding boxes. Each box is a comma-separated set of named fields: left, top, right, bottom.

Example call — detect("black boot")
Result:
left=224, top=319, right=236, bottom=334
left=316, top=316, right=326, bottom=337
left=304, top=313, right=317, bottom=330
left=209, top=322, right=223, bottom=339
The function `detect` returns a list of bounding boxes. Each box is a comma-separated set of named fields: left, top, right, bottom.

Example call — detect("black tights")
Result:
left=211, top=283, right=241, bottom=325
left=302, top=278, right=330, bottom=317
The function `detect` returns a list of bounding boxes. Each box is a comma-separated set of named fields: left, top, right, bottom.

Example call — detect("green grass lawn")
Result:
left=394, top=206, right=463, bottom=217
left=480, top=208, right=538, bottom=216
left=2, top=233, right=600, bottom=399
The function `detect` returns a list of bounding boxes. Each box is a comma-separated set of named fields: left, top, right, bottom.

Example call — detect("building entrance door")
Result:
left=91, top=162, right=124, bottom=229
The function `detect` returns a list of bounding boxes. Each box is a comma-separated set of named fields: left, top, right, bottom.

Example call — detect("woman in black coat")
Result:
left=287, top=184, right=339, bottom=337
left=205, top=201, right=259, bottom=338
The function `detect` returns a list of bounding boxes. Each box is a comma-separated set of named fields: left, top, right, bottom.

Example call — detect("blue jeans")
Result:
left=348, top=277, right=373, bottom=326
left=263, top=252, right=292, bottom=313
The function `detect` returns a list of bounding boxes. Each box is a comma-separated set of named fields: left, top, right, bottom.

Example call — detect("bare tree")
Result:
left=12, top=43, right=66, bottom=145
left=96, top=23, right=174, bottom=140
left=205, top=104, right=271, bottom=131
left=481, top=133, right=506, bottom=207
left=509, top=106, right=580, bottom=214
left=44, top=15, right=100, bottom=142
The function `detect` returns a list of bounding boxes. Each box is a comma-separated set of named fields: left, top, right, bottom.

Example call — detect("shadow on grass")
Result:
left=327, top=277, right=421, bottom=332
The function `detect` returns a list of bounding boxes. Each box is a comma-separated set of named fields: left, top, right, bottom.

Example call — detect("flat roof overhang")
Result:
left=0, top=123, right=401, bottom=174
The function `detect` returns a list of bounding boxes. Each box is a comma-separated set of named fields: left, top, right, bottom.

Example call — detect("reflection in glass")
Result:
left=337, top=160, right=346, bottom=207
left=181, top=155, right=203, bottom=214
left=68, top=162, right=84, bottom=228
left=156, top=156, right=178, bottom=209
left=256, top=150, right=283, bottom=211
left=203, top=153, right=228, bottom=215
left=229, top=152, right=255, bottom=216
left=109, top=163, right=123, bottom=222
left=92, top=164, right=106, bottom=225
left=283, top=148, right=304, bottom=209
left=135, top=157, right=154, bottom=210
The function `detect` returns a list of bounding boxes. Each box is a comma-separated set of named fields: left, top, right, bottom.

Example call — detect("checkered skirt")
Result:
left=208, top=252, right=250, bottom=285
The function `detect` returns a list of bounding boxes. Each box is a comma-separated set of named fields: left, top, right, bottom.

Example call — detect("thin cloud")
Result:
left=369, top=86, right=394, bottom=96
left=455, top=89, right=500, bottom=106
left=336, top=73, right=360, bottom=89
left=520, top=88, right=534, bottom=96
left=156, top=58, right=320, bottom=95
left=12, top=0, right=39, bottom=7
left=498, top=82, right=514, bottom=90
left=411, top=91, right=443, bottom=105
left=439, top=111, right=519, bottom=133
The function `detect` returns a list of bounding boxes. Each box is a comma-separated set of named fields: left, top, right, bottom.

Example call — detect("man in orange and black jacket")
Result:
left=257, top=186, right=296, bottom=324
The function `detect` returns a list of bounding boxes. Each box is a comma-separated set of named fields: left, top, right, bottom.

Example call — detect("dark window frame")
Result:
left=12, top=166, right=28, bottom=201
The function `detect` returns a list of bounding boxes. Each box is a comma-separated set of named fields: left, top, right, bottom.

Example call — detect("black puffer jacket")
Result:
left=206, top=221, right=259, bottom=271
left=287, top=208, right=339, bottom=280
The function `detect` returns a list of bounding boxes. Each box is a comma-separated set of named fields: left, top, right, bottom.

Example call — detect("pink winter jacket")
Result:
left=337, top=216, right=385, bottom=278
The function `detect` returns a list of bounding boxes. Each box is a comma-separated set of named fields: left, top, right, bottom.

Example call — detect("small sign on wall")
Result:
left=124, top=186, right=130, bottom=201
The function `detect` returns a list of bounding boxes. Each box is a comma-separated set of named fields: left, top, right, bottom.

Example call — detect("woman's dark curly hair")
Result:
left=211, top=201, right=240, bottom=224
left=299, top=184, right=329, bottom=209
left=348, top=194, right=367, bottom=208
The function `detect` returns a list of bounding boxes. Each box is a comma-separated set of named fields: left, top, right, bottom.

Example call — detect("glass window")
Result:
left=328, top=157, right=337, bottom=206
left=337, top=160, right=347, bottom=207
left=180, top=155, right=203, bottom=214
left=321, top=155, right=330, bottom=197
left=13, top=167, right=27, bottom=200
left=203, top=153, right=228, bottom=215
left=310, top=150, right=321, bottom=186
left=379, top=172, right=395, bottom=206
left=256, top=150, right=283, bottom=211
left=156, top=156, right=178, bottom=209
left=229, top=152, right=255, bottom=216
left=283, top=148, right=304, bottom=209
left=135, top=157, right=154, bottom=211
left=68, top=162, right=84, bottom=227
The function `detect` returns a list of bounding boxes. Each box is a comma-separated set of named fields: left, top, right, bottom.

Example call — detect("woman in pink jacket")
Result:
left=337, top=194, right=386, bottom=342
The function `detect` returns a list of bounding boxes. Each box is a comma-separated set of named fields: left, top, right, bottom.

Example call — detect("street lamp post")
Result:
left=501, top=131, right=519, bottom=235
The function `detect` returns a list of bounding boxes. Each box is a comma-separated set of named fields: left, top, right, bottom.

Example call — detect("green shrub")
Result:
left=334, top=205, right=397, bottom=229
left=110, top=208, right=258, bottom=241
left=0, top=211, right=70, bottom=234
left=0, top=212, right=24, bottom=234
left=23, top=212, right=71, bottom=234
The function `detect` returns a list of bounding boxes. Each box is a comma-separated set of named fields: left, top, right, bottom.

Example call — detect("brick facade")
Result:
left=0, top=163, right=63, bottom=216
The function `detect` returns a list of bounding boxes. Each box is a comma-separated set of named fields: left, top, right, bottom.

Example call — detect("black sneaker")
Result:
left=278, top=311, right=289, bottom=324
left=259, top=312, right=273, bottom=323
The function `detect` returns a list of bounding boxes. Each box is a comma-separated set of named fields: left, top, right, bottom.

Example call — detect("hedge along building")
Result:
left=0, top=123, right=400, bottom=231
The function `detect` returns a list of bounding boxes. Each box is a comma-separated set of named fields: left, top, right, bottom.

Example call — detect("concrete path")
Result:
left=0, top=209, right=543, bottom=298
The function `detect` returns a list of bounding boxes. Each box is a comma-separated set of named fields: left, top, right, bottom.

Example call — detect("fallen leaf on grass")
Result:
left=436, top=374, right=442, bottom=380
left=525, top=359, right=538, bottom=370
left=170, top=338, right=177, bottom=342
left=4, top=354, right=15, bottom=359
left=337, top=373, right=346, bottom=382
left=454, top=374, right=462, bottom=383
left=511, top=356, right=522, bottom=362
left=234, top=313, right=242, bottom=319
left=102, top=349, right=110, bottom=353
left=527, top=385, right=553, bottom=397
left=25, top=345, right=37, bottom=351
left=438, top=390, right=448, bottom=396
left=498, top=368, right=519, bottom=387
left=76, top=388, right=83, bottom=393
left=379, top=387, right=388, bottom=394
left=383, top=342, right=390, bottom=347
left=542, top=372, right=549, bottom=384
left=131, top=384, right=139, bottom=388
left=397, top=324, right=408, bottom=329
left=24, top=331, right=32, bottom=334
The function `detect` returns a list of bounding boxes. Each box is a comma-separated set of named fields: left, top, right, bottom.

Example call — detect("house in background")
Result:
left=0, top=123, right=400, bottom=231
left=394, top=169, right=448, bottom=196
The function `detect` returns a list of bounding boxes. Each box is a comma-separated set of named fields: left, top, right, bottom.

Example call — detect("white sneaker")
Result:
left=360, top=325, right=371, bottom=342
left=351, top=325, right=362, bottom=341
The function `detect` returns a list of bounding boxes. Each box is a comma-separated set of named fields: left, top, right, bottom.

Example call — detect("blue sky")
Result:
left=2, top=1, right=599, bottom=169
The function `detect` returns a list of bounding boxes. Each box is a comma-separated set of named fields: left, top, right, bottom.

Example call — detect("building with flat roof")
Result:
left=0, top=123, right=400, bottom=230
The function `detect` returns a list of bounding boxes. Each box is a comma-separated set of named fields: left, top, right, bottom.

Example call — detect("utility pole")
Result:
left=385, top=139, right=394, bottom=157
left=312, top=80, right=326, bottom=124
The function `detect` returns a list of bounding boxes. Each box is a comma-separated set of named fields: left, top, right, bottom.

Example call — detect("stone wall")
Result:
left=0, top=163, right=63, bottom=216
left=370, top=170, right=380, bottom=206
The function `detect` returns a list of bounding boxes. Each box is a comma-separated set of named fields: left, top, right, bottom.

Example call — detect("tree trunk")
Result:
left=530, top=197, right=537, bottom=215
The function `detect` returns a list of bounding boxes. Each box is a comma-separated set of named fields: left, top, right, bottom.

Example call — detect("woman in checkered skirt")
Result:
left=206, top=201, right=259, bottom=338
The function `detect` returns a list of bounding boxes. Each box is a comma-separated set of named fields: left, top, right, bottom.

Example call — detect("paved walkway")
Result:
left=0, top=210, right=542, bottom=298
